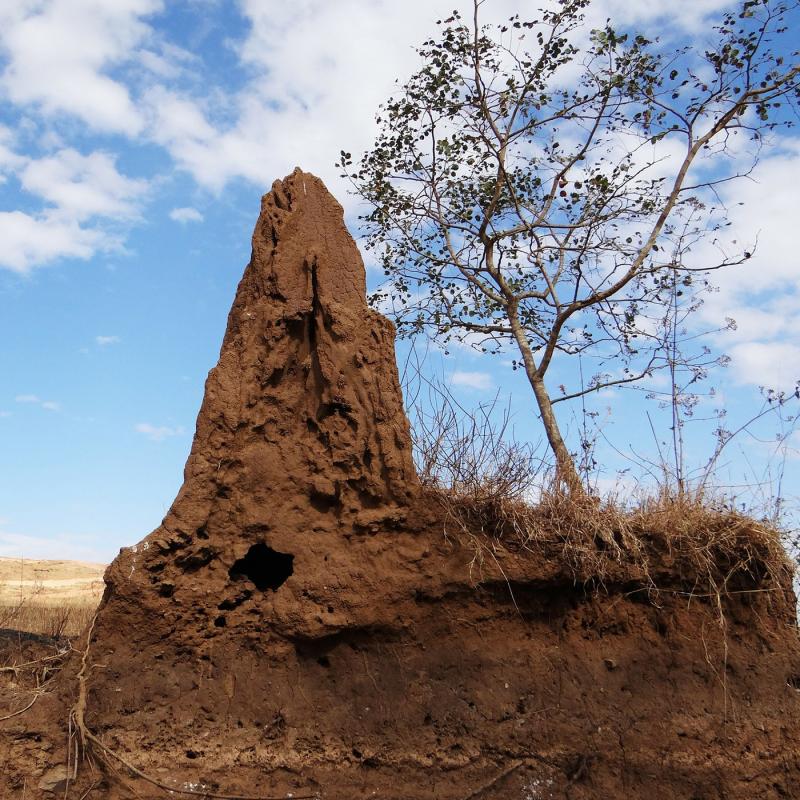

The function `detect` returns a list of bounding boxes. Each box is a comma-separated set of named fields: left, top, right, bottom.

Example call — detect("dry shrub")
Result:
left=407, top=375, right=545, bottom=503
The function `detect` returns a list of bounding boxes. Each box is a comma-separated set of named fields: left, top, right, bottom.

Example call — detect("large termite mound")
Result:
left=3, top=170, right=800, bottom=800
left=100, top=168, right=420, bottom=641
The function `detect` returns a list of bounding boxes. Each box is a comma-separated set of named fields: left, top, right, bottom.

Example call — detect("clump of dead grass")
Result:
left=405, top=360, right=794, bottom=602
left=1, top=597, right=99, bottom=638
left=431, top=479, right=794, bottom=602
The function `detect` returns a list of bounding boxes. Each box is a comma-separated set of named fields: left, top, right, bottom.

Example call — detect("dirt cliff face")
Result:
left=2, top=170, right=800, bottom=800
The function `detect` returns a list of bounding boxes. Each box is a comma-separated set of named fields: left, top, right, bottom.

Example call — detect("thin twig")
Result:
left=0, top=652, right=67, bottom=673
left=459, top=760, right=524, bottom=799
left=0, top=693, right=39, bottom=722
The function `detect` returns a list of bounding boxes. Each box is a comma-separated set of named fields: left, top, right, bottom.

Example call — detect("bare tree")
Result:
left=340, top=0, right=800, bottom=493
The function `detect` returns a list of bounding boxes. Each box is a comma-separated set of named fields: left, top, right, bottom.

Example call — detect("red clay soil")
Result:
left=2, top=170, right=799, bottom=800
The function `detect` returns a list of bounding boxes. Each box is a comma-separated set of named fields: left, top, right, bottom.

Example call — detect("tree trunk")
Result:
left=528, top=370, right=586, bottom=494
left=508, top=312, right=586, bottom=496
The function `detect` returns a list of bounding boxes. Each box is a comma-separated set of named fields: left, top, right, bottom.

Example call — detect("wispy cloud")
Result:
left=135, top=422, right=185, bottom=442
left=0, top=0, right=790, bottom=274
left=0, top=0, right=161, bottom=136
left=0, top=210, right=104, bottom=273
left=15, top=394, right=61, bottom=411
left=728, top=342, right=800, bottom=392
left=691, top=140, right=800, bottom=392
left=0, top=147, right=147, bottom=273
left=169, top=206, right=203, bottom=223
left=0, top=528, right=108, bottom=561
left=96, top=335, right=120, bottom=346
left=451, top=371, right=493, bottom=391
left=21, top=148, right=147, bottom=221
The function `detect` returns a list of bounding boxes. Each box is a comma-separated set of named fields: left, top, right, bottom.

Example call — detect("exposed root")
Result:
left=0, top=652, right=67, bottom=673
left=0, top=692, right=39, bottom=722
left=0, top=643, right=68, bottom=724
left=458, top=760, right=524, bottom=799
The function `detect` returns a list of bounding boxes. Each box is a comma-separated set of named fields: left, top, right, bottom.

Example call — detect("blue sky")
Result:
left=0, top=0, right=797, bottom=563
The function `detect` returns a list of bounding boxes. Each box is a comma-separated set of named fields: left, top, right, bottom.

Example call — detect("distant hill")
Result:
left=0, top=556, right=105, bottom=605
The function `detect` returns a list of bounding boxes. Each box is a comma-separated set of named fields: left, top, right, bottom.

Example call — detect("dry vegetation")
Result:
left=0, top=557, right=104, bottom=638
left=1, top=561, right=101, bottom=733
left=406, top=363, right=797, bottom=606
left=0, top=600, right=99, bottom=639
left=434, top=482, right=794, bottom=598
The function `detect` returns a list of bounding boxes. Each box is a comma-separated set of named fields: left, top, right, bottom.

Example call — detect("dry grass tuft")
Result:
left=405, top=363, right=794, bottom=602
left=1, top=588, right=100, bottom=639
left=432, top=480, right=794, bottom=601
left=0, top=601, right=99, bottom=638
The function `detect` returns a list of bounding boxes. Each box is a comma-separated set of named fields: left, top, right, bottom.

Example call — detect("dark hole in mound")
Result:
left=229, top=543, right=294, bottom=592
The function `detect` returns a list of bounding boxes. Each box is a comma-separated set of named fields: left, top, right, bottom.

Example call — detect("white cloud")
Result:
left=688, top=139, right=800, bottom=390
left=0, top=529, right=107, bottom=561
left=0, top=411, right=12, bottom=418
left=14, top=394, right=61, bottom=411
left=0, top=209, right=106, bottom=273
left=0, top=0, right=790, bottom=283
left=0, top=125, right=25, bottom=177
left=169, top=206, right=203, bottom=223
left=143, top=1, right=467, bottom=192
left=451, top=371, right=493, bottom=391
left=20, top=149, right=148, bottom=221
left=0, top=0, right=162, bottom=135
left=140, top=0, right=745, bottom=195
left=95, top=335, right=120, bottom=346
left=727, top=342, right=800, bottom=392
left=137, top=40, right=196, bottom=79
left=0, top=148, right=146, bottom=272
left=598, top=0, right=733, bottom=33
left=135, top=422, right=185, bottom=442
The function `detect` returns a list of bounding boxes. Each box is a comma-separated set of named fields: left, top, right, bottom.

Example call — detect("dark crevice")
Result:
left=176, top=547, right=217, bottom=572
left=229, top=543, right=294, bottom=592
left=306, top=256, right=330, bottom=423
left=292, top=625, right=399, bottom=660
left=310, top=490, right=340, bottom=513
left=264, top=367, right=284, bottom=388
left=286, top=316, right=306, bottom=341
left=217, top=589, right=252, bottom=610
left=317, top=400, right=354, bottom=422
left=309, top=256, right=320, bottom=354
